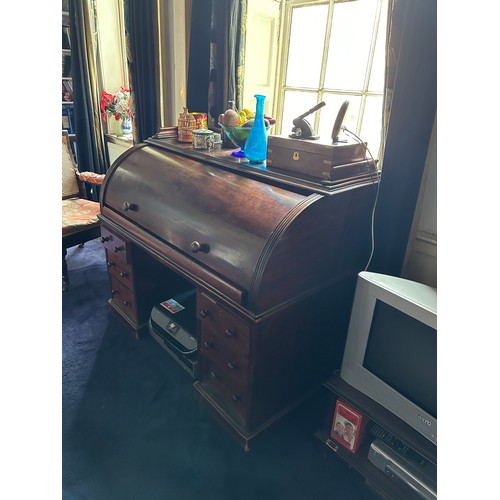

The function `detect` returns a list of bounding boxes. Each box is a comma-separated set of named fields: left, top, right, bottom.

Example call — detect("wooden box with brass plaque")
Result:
left=266, top=135, right=372, bottom=184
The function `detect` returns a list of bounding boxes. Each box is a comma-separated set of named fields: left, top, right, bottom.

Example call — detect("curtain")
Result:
left=69, top=0, right=106, bottom=186
left=368, top=0, right=437, bottom=277
left=187, top=0, right=247, bottom=128
left=123, top=0, right=161, bottom=143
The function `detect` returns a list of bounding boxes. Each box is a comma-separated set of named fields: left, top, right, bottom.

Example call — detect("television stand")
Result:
left=315, top=373, right=437, bottom=500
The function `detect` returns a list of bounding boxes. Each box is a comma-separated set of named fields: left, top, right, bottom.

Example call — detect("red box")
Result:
left=330, top=399, right=366, bottom=454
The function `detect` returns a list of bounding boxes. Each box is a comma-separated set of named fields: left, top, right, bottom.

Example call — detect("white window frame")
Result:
left=272, top=0, right=387, bottom=159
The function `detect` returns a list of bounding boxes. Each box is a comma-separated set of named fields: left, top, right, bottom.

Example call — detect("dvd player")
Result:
left=368, top=439, right=437, bottom=500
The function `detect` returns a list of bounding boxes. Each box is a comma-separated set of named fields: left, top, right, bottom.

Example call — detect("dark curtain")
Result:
left=123, top=0, right=161, bottom=143
left=69, top=0, right=106, bottom=184
left=187, top=0, right=247, bottom=128
left=368, top=0, right=436, bottom=277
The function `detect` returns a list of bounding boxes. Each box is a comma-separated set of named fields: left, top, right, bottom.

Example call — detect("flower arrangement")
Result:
left=100, top=87, right=132, bottom=121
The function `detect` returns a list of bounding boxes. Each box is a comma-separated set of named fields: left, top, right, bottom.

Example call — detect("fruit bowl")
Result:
left=219, top=122, right=274, bottom=151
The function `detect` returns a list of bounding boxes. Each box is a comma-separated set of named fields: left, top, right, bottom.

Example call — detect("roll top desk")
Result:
left=99, top=138, right=378, bottom=449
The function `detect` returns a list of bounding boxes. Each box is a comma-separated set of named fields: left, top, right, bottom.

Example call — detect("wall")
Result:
left=401, top=115, right=437, bottom=288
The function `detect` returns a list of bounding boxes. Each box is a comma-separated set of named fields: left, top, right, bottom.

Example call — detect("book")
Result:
left=62, top=81, right=73, bottom=102
left=154, top=126, right=178, bottom=139
left=330, top=399, right=367, bottom=454
left=62, top=104, right=75, bottom=134
left=62, top=27, right=71, bottom=49
left=62, top=54, right=72, bottom=77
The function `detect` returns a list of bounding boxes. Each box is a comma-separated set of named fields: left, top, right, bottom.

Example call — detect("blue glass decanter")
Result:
left=244, top=94, right=268, bottom=164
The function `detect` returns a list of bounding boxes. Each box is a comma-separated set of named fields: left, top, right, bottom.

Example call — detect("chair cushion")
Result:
left=62, top=198, right=101, bottom=236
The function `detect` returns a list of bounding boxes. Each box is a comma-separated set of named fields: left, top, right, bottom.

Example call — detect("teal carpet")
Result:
left=62, top=238, right=380, bottom=500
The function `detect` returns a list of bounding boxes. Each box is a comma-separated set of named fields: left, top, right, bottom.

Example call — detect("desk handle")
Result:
left=190, top=241, right=210, bottom=253
left=122, top=201, right=137, bottom=211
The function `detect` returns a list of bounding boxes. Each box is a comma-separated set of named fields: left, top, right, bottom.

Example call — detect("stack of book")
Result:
left=154, top=126, right=178, bottom=139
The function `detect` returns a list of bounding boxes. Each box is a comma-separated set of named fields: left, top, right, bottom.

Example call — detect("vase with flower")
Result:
left=100, top=87, right=133, bottom=137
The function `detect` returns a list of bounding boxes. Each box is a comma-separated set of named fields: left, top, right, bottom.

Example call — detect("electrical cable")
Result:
left=341, top=126, right=382, bottom=271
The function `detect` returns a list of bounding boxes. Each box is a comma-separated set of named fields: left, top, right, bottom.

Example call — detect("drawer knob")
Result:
left=190, top=241, right=210, bottom=253
left=107, top=261, right=115, bottom=267
left=111, top=289, right=119, bottom=296
left=227, top=361, right=239, bottom=370
left=122, top=201, right=137, bottom=211
left=114, top=246, right=124, bottom=253
left=123, top=301, right=129, bottom=307
left=120, top=271, right=128, bottom=278
left=232, top=394, right=241, bottom=402
left=200, top=309, right=209, bottom=318
left=225, top=329, right=234, bottom=338
left=204, top=340, right=214, bottom=349
left=100, top=236, right=110, bottom=243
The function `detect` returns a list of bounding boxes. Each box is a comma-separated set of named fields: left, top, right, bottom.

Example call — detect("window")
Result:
left=273, top=0, right=389, bottom=160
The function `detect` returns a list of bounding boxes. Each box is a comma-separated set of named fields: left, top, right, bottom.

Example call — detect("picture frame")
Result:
left=330, top=399, right=366, bottom=454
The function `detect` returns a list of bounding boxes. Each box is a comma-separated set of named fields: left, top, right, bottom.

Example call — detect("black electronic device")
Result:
left=331, top=100, right=349, bottom=143
left=289, top=101, right=326, bottom=140
left=149, top=289, right=198, bottom=378
left=368, top=439, right=437, bottom=500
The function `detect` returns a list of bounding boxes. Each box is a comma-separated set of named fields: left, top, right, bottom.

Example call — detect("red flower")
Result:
left=100, top=90, right=114, bottom=122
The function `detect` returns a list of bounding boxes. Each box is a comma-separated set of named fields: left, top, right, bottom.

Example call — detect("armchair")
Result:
left=62, top=131, right=105, bottom=291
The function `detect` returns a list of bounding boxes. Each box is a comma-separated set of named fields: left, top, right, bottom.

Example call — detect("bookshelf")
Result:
left=62, top=9, right=75, bottom=138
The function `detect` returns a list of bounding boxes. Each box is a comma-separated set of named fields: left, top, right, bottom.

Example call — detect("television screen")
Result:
left=364, top=299, right=437, bottom=418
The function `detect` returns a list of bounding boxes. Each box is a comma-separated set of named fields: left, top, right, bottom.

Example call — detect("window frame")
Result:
left=273, top=0, right=387, bottom=158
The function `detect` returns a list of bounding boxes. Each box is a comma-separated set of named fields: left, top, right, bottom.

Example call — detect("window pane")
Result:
left=359, top=95, right=383, bottom=159
left=285, top=5, right=328, bottom=88
left=368, top=0, right=389, bottom=92
left=324, top=0, right=378, bottom=91
left=281, top=91, right=320, bottom=137
left=317, top=94, right=361, bottom=143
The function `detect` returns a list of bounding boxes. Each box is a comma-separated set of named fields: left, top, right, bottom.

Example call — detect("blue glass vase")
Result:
left=244, top=94, right=268, bottom=164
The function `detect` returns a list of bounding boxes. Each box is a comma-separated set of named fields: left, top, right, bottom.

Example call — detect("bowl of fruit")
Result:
left=218, top=107, right=276, bottom=157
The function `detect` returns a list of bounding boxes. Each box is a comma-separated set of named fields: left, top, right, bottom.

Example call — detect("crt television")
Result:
left=340, top=271, right=437, bottom=446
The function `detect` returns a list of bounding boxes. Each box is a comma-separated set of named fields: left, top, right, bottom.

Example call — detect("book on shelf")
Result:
left=62, top=81, right=73, bottom=102
left=62, top=104, right=75, bottom=134
left=62, top=27, right=71, bottom=49
left=62, top=54, right=72, bottom=77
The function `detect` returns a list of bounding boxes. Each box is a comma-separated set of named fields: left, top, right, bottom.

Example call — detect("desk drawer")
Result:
left=109, top=274, right=138, bottom=321
left=200, top=334, right=249, bottom=388
left=100, top=227, right=129, bottom=265
left=197, top=292, right=250, bottom=355
left=106, top=253, right=134, bottom=288
left=201, top=359, right=248, bottom=426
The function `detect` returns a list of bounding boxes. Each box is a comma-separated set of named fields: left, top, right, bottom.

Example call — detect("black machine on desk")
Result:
left=288, top=100, right=350, bottom=143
